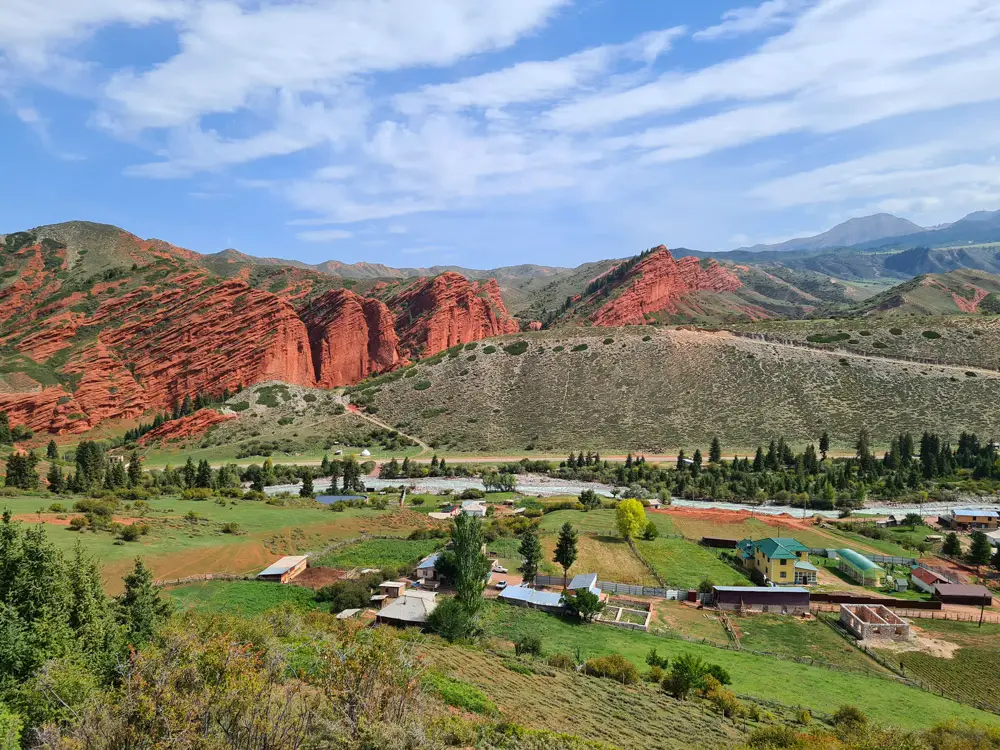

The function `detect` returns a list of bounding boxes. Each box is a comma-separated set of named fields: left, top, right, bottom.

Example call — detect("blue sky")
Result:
left=2, top=0, right=1000, bottom=269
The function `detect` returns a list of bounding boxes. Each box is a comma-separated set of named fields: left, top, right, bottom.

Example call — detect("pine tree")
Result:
left=300, top=472, right=314, bottom=498
left=968, top=531, right=992, bottom=568
left=675, top=450, right=686, bottom=472
left=554, top=521, right=578, bottom=588
left=943, top=532, right=962, bottom=557
left=183, top=457, right=197, bottom=488
left=320, top=454, right=331, bottom=475
left=180, top=393, right=193, bottom=416
left=518, top=527, right=542, bottom=584
left=195, top=459, right=213, bottom=489
left=752, top=446, right=765, bottom=473
left=819, top=431, right=830, bottom=460
left=709, top=437, right=722, bottom=464
left=0, top=411, right=10, bottom=444
left=117, top=558, right=170, bottom=646
left=46, top=463, right=64, bottom=494
left=109, top=460, right=127, bottom=489
left=4, top=451, right=39, bottom=490
left=46, top=440, right=59, bottom=460
left=127, top=451, right=143, bottom=488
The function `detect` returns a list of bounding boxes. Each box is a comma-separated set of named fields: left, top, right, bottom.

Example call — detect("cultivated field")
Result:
left=635, top=537, right=750, bottom=588
left=311, top=538, right=441, bottom=570
left=167, top=580, right=319, bottom=615
left=539, top=534, right=657, bottom=586
left=362, top=327, right=1000, bottom=453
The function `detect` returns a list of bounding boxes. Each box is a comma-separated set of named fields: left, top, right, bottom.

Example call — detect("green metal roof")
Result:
left=752, top=537, right=810, bottom=560
left=836, top=548, right=884, bottom=573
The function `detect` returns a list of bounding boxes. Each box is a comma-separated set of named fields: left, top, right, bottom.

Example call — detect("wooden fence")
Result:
left=154, top=573, right=251, bottom=588
left=811, top=593, right=942, bottom=610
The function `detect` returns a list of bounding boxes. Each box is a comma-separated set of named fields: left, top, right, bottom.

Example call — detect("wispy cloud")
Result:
left=297, top=228, right=353, bottom=243
left=694, top=0, right=809, bottom=42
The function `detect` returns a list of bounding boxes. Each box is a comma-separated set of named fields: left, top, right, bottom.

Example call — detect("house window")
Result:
left=780, top=558, right=787, bottom=565
left=779, top=571, right=787, bottom=578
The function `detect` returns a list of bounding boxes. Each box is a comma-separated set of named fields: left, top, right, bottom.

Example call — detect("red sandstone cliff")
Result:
left=301, top=289, right=400, bottom=387
left=386, top=272, right=520, bottom=357
left=590, top=246, right=743, bottom=327
left=138, top=408, right=236, bottom=446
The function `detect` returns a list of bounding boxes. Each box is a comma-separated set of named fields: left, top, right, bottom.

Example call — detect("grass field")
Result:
left=539, top=534, right=657, bottom=585
left=166, top=580, right=318, bottom=615
left=635, top=537, right=751, bottom=588
left=363, top=326, right=1000, bottom=452
left=0, top=493, right=426, bottom=590
left=734, top=615, right=887, bottom=673
left=478, top=603, right=997, bottom=729
left=874, top=619, right=1000, bottom=712
left=311, top=538, right=442, bottom=569
left=651, top=602, right=729, bottom=644
left=425, top=643, right=743, bottom=750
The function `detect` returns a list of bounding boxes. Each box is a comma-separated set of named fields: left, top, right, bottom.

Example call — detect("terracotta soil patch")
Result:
left=13, top=513, right=145, bottom=526
left=292, top=565, right=345, bottom=590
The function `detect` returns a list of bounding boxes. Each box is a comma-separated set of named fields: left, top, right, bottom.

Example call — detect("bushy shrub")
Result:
left=547, top=653, right=574, bottom=670
left=922, top=330, right=941, bottom=339
left=220, top=522, right=244, bottom=535
left=459, top=488, right=485, bottom=499
left=503, top=341, right=529, bottom=356
left=746, top=725, right=804, bottom=749
left=515, top=635, right=543, bottom=657
left=68, top=516, right=88, bottom=531
left=570, top=344, right=588, bottom=352
left=583, top=654, right=638, bottom=685
left=647, top=665, right=664, bottom=683
left=412, top=380, right=432, bottom=391
left=181, top=488, right=214, bottom=501
left=422, top=673, right=496, bottom=715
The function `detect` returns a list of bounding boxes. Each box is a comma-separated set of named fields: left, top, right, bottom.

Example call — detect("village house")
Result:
left=736, top=537, right=817, bottom=585
left=375, top=590, right=438, bottom=627
left=460, top=500, right=488, bottom=517
left=933, top=584, right=993, bottom=607
left=910, top=566, right=951, bottom=594
left=256, top=555, right=308, bottom=583
left=415, top=551, right=442, bottom=581
left=938, top=508, right=1000, bottom=530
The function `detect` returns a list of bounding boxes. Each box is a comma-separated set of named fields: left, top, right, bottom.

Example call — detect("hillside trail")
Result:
left=727, top=332, right=1000, bottom=378
left=343, top=402, right=431, bottom=454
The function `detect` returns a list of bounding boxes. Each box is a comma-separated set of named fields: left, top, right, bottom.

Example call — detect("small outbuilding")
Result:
left=415, top=551, right=442, bottom=581
left=461, top=500, right=488, bottom=517
left=498, top=585, right=565, bottom=614
left=840, top=604, right=910, bottom=641
left=933, top=584, right=994, bottom=607
left=910, top=566, right=950, bottom=594
left=712, top=586, right=810, bottom=615
left=567, top=573, right=602, bottom=597
left=257, top=555, right=309, bottom=583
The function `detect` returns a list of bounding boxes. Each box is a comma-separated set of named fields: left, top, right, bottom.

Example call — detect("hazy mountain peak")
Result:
left=734, top=213, right=925, bottom=253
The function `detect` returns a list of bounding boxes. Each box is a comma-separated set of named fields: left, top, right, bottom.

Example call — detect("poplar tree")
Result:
left=554, top=522, right=578, bottom=588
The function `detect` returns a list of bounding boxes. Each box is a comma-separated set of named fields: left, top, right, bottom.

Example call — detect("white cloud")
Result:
left=297, top=228, right=353, bottom=243
left=694, top=0, right=808, bottom=41
left=101, top=0, right=569, bottom=131
left=395, top=26, right=684, bottom=114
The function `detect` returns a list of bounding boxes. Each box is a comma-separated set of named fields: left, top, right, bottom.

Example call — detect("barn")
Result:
left=712, top=586, right=810, bottom=615
left=933, top=584, right=994, bottom=607
left=257, top=555, right=309, bottom=583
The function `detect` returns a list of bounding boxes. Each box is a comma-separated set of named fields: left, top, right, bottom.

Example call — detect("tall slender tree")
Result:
left=117, top=558, right=170, bottom=646
left=554, top=522, right=578, bottom=588
left=518, top=527, right=542, bottom=585
left=709, top=437, right=722, bottom=464
left=46, top=440, right=59, bottom=460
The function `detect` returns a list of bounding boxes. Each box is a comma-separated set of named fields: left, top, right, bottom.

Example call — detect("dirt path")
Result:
left=732, top=333, right=1000, bottom=379
left=345, top=404, right=431, bottom=454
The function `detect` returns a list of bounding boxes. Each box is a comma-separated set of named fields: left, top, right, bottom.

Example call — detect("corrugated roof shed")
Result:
left=713, top=586, right=809, bottom=593
left=499, top=586, right=564, bottom=608
left=934, top=584, right=992, bottom=597
left=953, top=508, right=1000, bottom=518
left=416, top=551, right=441, bottom=569
left=257, top=556, right=308, bottom=578
left=568, top=573, right=598, bottom=590
left=376, top=593, right=438, bottom=624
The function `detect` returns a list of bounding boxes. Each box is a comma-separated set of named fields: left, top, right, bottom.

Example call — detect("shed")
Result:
left=498, top=585, right=565, bottom=614
left=335, top=608, right=362, bottom=620
left=712, top=586, right=810, bottom=615
left=257, top=555, right=309, bottom=583
left=933, top=584, right=994, bottom=607
left=986, top=530, right=1000, bottom=548
left=375, top=591, right=438, bottom=627
left=568, top=573, right=602, bottom=597
left=910, top=566, right=950, bottom=594
left=836, top=548, right=885, bottom=586
left=461, top=500, right=488, bottom=517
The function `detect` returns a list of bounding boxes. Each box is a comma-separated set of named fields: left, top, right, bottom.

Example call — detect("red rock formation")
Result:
left=301, top=289, right=400, bottom=387
left=0, top=387, right=91, bottom=434
left=387, top=272, right=520, bottom=357
left=94, top=278, right=315, bottom=409
left=63, top=341, right=151, bottom=425
left=590, top=247, right=742, bottom=327
left=138, top=408, right=236, bottom=446
left=527, top=321, right=543, bottom=331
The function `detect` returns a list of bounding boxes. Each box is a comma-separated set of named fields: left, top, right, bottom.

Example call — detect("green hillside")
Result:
left=353, top=327, right=1000, bottom=452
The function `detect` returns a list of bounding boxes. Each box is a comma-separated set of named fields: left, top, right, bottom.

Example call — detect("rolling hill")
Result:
left=351, top=327, right=1000, bottom=453
left=832, top=269, right=1000, bottom=317
left=733, top=213, right=924, bottom=253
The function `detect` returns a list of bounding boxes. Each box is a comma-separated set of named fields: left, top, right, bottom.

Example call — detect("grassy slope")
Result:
left=166, top=580, right=318, bottom=615
left=311, top=538, right=441, bottom=569
left=364, top=327, right=1000, bottom=452
left=479, top=604, right=997, bottom=730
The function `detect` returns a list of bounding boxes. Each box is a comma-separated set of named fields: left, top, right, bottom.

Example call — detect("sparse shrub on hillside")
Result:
left=603, top=338, right=614, bottom=344
left=966, top=371, right=977, bottom=377
left=413, top=380, right=432, bottom=391
left=806, top=332, right=850, bottom=344
left=515, top=634, right=543, bottom=657
left=503, top=341, right=529, bottom=355
left=404, top=368, right=418, bottom=378
left=922, top=330, right=941, bottom=339
left=547, top=653, right=574, bottom=670
left=571, top=344, right=588, bottom=352
left=302, top=393, right=317, bottom=402
left=220, top=522, right=244, bottom=535
left=642, top=335, right=652, bottom=341
left=552, top=345, right=564, bottom=352
left=482, top=345, right=497, bottom=354
left=872, top=341, right=888, bottom=348
left=583, top=654, right=639, bottom=685
left=465, top=342, right=478, bottom=350
left=859, top=330, right=871, bottom=336
left=229, top=401, right=250, bottom=412
left=889, top=327, right=903, bottom=335
left=467, top=355, right=477, bottom=362
left=277, top=416, right=294, bottom=425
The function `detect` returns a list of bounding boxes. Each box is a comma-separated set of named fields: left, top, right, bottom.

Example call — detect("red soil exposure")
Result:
left=139, top=408, right=236, bottom=446
left=301, top=289, right=400, bottom=387
left=386, top=272, right=520, bottom=357
left=590, top=246, right=743, bottom=327
left=952, top=285, right=989, bottom=313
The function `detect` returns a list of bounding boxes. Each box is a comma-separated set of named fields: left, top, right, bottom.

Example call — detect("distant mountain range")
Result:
left=732, top=213, right=925, bottom=253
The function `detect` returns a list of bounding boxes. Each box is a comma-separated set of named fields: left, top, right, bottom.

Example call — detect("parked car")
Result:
left=495, top=580, right=508, bottom=590
left=494, top=566, right=508, bottom=574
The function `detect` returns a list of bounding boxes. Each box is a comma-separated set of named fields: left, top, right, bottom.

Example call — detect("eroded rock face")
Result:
left=387, top=272, right=520, bottom=357
left=591, top=246, right=743, bottom=326
left=301, top=289, right=400, bottom=387
left=138, top=408, right=236, bottom=446
left=0, top=387, right=91, bottom=434
left=93, top=278, right=315, bottom=409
